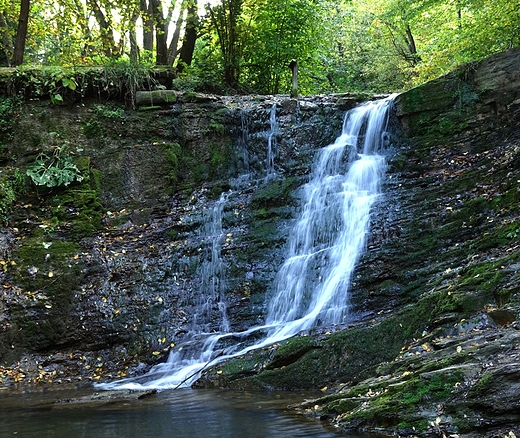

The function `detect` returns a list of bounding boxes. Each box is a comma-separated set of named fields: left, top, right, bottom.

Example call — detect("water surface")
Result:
left=0, top=387, right=378, bottom=438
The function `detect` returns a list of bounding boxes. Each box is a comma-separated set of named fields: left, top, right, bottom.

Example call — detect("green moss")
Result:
left=208, top=122, right=227, bottom=136
left=0, top=96, right=14, bottom=134
left=92, top=103, right=125, bottom=119
left=265, top=335, right=320, bottom=370
left=331, top=372, right=462, bottom=432
left=467, top=372, right=493, bottom=397
left=51, top=184, right=103, bottom=238
left=14, top=237, right=82, bottom=300
left=159, top=141, right=182, bottom=186
left=215, top=351, right=267, bottom=378
left=494, top=188, right=520, bottom=212
left=0, top=172, right=15, bottom=224
left=252, top=177, right=299, bottom=209
left=209, top=141, right=232, bottom=179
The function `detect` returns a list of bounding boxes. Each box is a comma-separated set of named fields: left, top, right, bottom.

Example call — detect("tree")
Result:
left=176, top=0, right=198, bottom=71
left=0, top=10, right=13, bottom=66
left=12, top=0, right=29, bottom=66
left=241, top=0, right=326, bottom=94
left=207, top=0, right=243, bottom=86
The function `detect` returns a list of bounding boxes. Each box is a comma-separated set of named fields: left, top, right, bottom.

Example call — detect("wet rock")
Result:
left=55, top=389, right=157, bottom=406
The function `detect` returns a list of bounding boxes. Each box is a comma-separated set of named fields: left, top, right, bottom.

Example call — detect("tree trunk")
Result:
left=209, top=0, right=242, bottom=86
left=87, top=0, right=116, bottom=57
left=0, top=12, right=12, bottom=66
left=404, top=24, right=420, bottom=65
left=176, top=0, right=197, bottom=72
left=129, top=12, right=140, bottom=63
left=167, top=0, right=187, bottom=66
left=141, top=0, right=154, bottom=52
left=12, top=0, right=30, bottom=66
left=151, top=0, right=168, bottom=65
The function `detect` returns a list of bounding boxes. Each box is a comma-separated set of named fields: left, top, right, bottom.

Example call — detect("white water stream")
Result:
left=266, top=103, right=278, bottom=180
left=98, top=96, right=394, bottom=390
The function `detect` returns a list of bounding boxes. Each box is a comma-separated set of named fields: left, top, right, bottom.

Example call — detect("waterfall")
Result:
left=264, top=97, right=392, bottom=335
left=191, top=192, right=230, bottom=334
left=97, top=95, right=394, bottom=391
left=266, top=104, right=278, bottom=180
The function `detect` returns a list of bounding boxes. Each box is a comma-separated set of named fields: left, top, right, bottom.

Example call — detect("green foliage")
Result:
left=26, top=146, right=84, bottom=188
left=161, top=142, right=182, bottom=185
left=10, top=67, right=81, bottom=103
left=243, top=0, right=328, bottom=94
left=92, top=103, right=125, bottom=119
left=0, top=167, right=28, bottom=224
left=103, top=58, right=157, bottom=108
left=0, top=97, right=14, bottom=133
left=0, top=174, right=15, bottom=224
left=1, top=0, right=518, bottom=95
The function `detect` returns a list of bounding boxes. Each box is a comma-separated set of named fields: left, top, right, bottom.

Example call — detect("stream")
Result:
left=0, top=387, right=378, bottom=437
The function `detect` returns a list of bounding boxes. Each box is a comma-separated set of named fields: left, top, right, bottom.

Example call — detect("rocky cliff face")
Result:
left=0, top=46, right=519, bottom=437
left=0, top=88, right=365, bottom=380
left=194, top=47, right=520, bottom=437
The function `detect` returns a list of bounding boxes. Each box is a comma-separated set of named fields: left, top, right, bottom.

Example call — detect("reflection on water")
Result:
left=0, top=387, right=377, bottom=438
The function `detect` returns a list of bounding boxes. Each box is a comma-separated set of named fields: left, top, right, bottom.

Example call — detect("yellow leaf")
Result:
left=216, top=370, right=223, bottom=374
left=152, top=351, right=161, bottom=356
left=48, top=271, right=54, bottom=277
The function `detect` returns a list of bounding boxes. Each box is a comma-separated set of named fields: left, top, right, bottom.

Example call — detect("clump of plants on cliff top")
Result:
left=25, top=145, right=83, bottom=189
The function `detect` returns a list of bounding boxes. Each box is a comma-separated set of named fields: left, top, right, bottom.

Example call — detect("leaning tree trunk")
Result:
left=167, top=0, right=187, bottom=66
left=12, top=0, right=30, bottom=66
left=176, top=0, right=197, bottom=72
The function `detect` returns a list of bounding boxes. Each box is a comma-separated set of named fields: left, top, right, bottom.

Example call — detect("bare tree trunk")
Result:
left=167, top=0, right=187, bottom=66
left=129, top=11, right=140, bottom=63
left=12, top=0, right=30, bottom=66
left=0, top=12, right=12, bottom=66
left=141, top=0, right=154, bottom=52
left=176, top=0, right=197, bottom=72
left=208, top=0, right=242, bottom=86
left=87, top=0, right=116, bottom=57
left=403, top=24, right=420, bottom=65
left=151, top=0, right=168, bottom=65
left=72, top=0, right=95, bottom=58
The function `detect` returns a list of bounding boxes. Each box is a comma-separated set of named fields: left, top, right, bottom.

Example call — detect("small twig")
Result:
left=172, top=349, right=225, bottom=390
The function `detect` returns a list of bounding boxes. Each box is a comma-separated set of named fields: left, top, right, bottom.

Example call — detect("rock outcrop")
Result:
left=0, top=45, right=519, bottom=437
left=194, top=46, right=520, bottom=437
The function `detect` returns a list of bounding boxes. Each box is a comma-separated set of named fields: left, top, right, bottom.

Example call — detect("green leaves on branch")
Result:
left=26, top=147, right=84, bottom=188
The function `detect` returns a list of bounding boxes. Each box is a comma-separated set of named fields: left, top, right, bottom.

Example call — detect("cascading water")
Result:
left=97, top=95, right=394, bottom=390
left=190, top=192, right=230, bottom=334
left=266, top=104, right=278, bottom=180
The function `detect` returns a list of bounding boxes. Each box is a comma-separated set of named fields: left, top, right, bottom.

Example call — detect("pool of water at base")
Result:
left=0, top=386, right=382, bottom=438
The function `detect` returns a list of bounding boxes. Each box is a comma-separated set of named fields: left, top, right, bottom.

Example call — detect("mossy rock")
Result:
left=251, top=177, right=299, bottom=209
